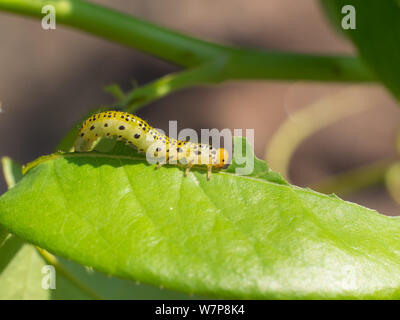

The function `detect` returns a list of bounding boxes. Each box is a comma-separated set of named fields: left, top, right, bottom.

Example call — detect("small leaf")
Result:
left=103, top=84, right=125, bottom=101
left=224, top=136, right=288, bottom=185
left=0, top=236, right=50, bottom=300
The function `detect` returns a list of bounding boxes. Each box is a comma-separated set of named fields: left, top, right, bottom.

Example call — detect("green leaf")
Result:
left=224, top=136, right=288, bottom=185
left=321, top=0, right=400, bottom=99
left=385, top=162, right=400, bottom=205
left=1, top=157, right=195, bottom=299
left=2, top=139, right=400, bottom=299
left=103, top=83, right=125, bottom=101
left=40, top=251, right=201, bottom=300
left=0, top=157, right=50, bottom=299
left=0, top=235, right=50, bottom=300
left=0, top=234, right=193, bottom=300
left=319, top=0, right=345, bottom=35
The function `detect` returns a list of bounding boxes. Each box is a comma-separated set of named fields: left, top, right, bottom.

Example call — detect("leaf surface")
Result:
left=0, top=157, right=193, bottom=299
left=1, top=140, right=400, bottom=299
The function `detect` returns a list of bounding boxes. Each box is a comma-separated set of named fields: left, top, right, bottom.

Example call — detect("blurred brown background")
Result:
left=1, top=0, right=399, bottom=215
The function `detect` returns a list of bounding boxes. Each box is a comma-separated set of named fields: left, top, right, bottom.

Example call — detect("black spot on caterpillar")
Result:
left=73, top=111, right=229, bottom=179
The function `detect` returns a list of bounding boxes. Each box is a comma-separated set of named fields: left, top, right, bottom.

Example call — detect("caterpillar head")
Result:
left=214, top=148, right=229, bottom=168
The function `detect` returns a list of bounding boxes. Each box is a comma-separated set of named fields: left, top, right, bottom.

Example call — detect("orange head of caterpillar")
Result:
left=213, top=148, right=229, bottom=169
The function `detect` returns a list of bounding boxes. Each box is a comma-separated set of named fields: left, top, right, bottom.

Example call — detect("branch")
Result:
left=311, top=159, right=394, bottom=196
left=266, top=87, right=379, bottom=179
left=120, top=60, right=226, bottom=113
left=0, top=0, right=376, bottom=82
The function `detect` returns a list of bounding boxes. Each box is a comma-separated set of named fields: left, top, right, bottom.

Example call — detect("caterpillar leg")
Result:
left=155, top=162, right=163, bottom=170
left=184, top=165, right=192, bottom=177
left=207, top=166, right=212, bottom=180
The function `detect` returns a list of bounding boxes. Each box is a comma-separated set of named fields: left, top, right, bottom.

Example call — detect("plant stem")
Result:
left=266, top=87, right=378, bottom=179
left=37, top=248, right=103, bottom=300
left=0, top=0, right=376, bottom=82
left=223, top=49, right=375, bottom=82
left=311, top=159, right=394, bottom=196
left=120, top=60, right=226, bottom=112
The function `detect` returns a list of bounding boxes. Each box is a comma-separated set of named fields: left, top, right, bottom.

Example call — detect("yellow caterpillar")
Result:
left=73, top=111, right=229, bottom=179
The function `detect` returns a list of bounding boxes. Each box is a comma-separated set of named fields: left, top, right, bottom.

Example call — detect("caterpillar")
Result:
left=73, top=111, right=229, bottom=179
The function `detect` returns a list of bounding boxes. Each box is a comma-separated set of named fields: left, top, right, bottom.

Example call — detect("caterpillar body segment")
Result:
left=74, top=111, right=229, bottom=179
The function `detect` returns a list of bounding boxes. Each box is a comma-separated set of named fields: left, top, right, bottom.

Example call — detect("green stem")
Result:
left=0, top=0, right=375, bottom=82
left=311, top=159, right=394, bottom=196
left=37, top=248, right=103, bottom=300
left=120, top=60, right=226, bottom=112
left=0, top=0, right=223, bottom=67
left=223, top=49, right=375, bottom=82
left=266, top=88, right=378, bottom=179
